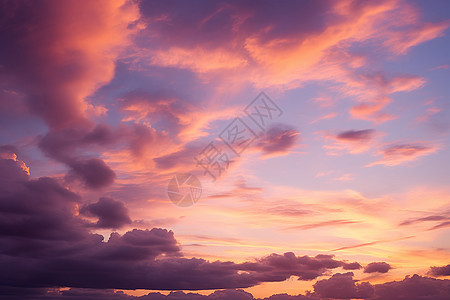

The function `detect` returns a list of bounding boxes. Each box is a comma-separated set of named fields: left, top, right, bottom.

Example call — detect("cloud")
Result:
left=322, top=129, right=380, bottom=155
left=349, top=97, right=396, bottom=123
left=0, top=151, right=374, bottom=292
left=67, top=158, right=116, bottom=189
left=310, top=112, right=338, bottom=124
left=372, top=274, right=450, bottom=300
left=428, top=264, right=450, bottom=277
left=253, top=124, right=300, bottom=157
left=364, top=262, right=392, bottom=274
left=118, top=89, right=195, bottom=137
left=384, top=20, right=450, bottom=54
left=284, top=219, right=359, bottom=231
left=332, top=236, right=415, bottom=252
left=342, top=262, right=362, bottom=270
left=80, top=198, right=132, bottom=229
left=336, top=129, right=376, bottom=141
left=4, top=275, right=447, bottom=300
left=153, top=143, right=205, bottom=171
left=398, top=211, right=450, bottom=232
left=36, top=122, right=174, bottom=188
left=367, top=142, right=440, bottom=166
left=0, top=146, right=30, bottom=185
left=400, top=215, right=450, bottom=226
left=346, top=73, right=425, bottom=123
left=0, top=0, right=139, bottom=129
left=313, top=272, right=374, bottom=299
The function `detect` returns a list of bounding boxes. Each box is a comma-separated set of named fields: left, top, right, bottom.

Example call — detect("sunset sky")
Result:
left=0, top=0, right=449, bottom=299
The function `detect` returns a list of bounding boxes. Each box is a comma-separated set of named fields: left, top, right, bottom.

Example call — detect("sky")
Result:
left=0, top=0, right=449, bottom=299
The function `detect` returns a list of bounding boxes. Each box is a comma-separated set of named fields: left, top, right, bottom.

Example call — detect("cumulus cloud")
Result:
left=313, top=272, right=374, bottom=299
left=67, top=158, right=116, bottom=189
left=372, top=274, right=450, bottom=300
left=364, top=262, right=392, bottom=274
left=428, top=264, right=450, bottom=277
left=0, top=153, right=447, bottom=297
left=0, top=152, right=372, bottom=292
left=80, top=197, right=132, bottom=229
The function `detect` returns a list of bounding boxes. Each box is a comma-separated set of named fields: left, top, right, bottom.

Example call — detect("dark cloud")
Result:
left=241, top=252, right=357, bottom=281
left=2, top=275, right=449, bottom=300
left=0, top=153, right=368, bottom=292
left=372, top=274, right=450, bottom=300
left=428, top=264, right=450, bottom=277
left=0, top=287, right=255, bottom=300
left=313, top=272, right=374, bottom=299
left=364, top=262, right=392, bottom=274
left=0, top=144, right=19, bottom=155
left=67, top=158, right=116, bottom=189
left=80, top=197, right=132, bottom=229
left=37, top=122, right=170, bottom=188
left=0, top=147, right=29, bottom=190
left=254, top=124, right=300, bottom=156
left=38, top=125, right=116, bottom=161
left=38, top=125, right=117, bottom=189
left=336, top=129, right=376, bottom=141
left=342, top=262, right=362, bottom=270
left=138, top=0, right=332, bottom=51
left=261, top=294, right=313, bottom=300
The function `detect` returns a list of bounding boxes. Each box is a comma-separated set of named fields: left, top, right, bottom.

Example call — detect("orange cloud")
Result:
left=384, top=20, right=450, bottom=54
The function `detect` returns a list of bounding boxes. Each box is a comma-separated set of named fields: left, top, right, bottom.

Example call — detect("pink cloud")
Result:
left=384, top=20, right=450, bottom=54
left=322, top=129, right=381, bottom=155
left=367, top=142, right=440, bottom=166
left=0, top=0, right=140, bottom=129
left=310, top=112, right=338, bottom=124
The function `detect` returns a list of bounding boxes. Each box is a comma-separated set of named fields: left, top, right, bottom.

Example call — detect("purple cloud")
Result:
left=253, top=123, right=300, bottom=157
left=66, top=158, right=116, bottom=189
left=80, top=198, right=132, bottom=229
left=336, top=129, right=376, bottom=141
left=428, top=264, right=450, bottom=277
left=364, top=262, right=392, bottom=274
left=313, top=272, right=374, bottom=299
